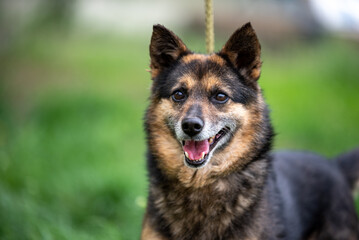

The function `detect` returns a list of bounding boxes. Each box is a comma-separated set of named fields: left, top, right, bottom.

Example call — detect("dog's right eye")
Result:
left=172, top=90, right=186, bottom=102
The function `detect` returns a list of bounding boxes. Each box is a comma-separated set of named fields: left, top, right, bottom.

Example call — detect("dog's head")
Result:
left=146, top=23, right=272, bottom=187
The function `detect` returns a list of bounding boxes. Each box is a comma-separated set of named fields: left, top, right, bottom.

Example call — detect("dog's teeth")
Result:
left=185, top=151, right=206, bottom=161
left=209, top=137, right=214, bottom=145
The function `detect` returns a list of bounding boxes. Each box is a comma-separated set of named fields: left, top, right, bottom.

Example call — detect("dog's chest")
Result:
left=153, top=180, right=262, bottom=240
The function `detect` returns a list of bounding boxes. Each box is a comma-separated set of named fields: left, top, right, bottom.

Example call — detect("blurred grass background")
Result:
left=0, top=0, right=359, bottom=239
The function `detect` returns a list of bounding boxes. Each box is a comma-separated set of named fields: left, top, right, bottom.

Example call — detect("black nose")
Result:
left=182, top=117, right=204, bottom=137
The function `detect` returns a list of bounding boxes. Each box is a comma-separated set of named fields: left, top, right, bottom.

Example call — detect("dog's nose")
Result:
left=182, top=117, right=204, bottom=137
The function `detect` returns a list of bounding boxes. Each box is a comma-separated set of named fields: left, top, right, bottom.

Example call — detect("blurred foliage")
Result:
left=0, top=21, right=359, bottom=239
left=31, top=0, right=74, bottom=31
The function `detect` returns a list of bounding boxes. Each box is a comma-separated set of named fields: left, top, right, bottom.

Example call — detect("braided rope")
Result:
left=205, top=0, right=214, bottom=54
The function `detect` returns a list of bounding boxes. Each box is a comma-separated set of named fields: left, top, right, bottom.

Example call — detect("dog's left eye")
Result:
left=172, top=90, right=186, bottom=102
left=213, top=93, right=229, bottom=103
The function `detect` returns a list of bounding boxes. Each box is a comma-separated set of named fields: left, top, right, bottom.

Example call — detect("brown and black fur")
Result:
left=141, top=23, right=359, bottom=240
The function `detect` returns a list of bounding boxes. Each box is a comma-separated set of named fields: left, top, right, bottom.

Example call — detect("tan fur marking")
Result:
left=148, top=100, right=185, bottom=179
left=250, top=65, right=261, bottom=80
left=238, top=194, right=253, bottom=209
left=150, top=68, right=160, bottom=79
left=239, top=60, right=262, bottom=83
left=182, top=53, right=207, bottom=63
left=208, top=54, right=226, bottom=65
left=141, top=216, right=167, bottom=240
left=215, top=179, right=230, bottom=193
left=182, top=53, right=226, bottom=66
left=177, top=74, right=196, bottom=90
left=202, top=73, right=232, bottom=94
left=202, top=74, right=220, bottom=91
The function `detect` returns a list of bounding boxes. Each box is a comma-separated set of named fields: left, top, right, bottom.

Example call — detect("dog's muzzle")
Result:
left=181, top=127, right=230, bottom=168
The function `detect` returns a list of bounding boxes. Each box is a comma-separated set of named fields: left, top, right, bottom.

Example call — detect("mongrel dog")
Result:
left=141, top=23, right=359, bottom=240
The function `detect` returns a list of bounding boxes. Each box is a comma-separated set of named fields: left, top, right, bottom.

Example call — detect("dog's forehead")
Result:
left=176, top=72, right=229, bottom=93
left=174, top=53, right=232, bottom=89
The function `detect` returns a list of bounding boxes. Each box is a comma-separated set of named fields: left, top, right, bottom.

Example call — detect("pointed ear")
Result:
left=149, top=25, right=189, bottom=78
left=220, top=23, right=262, bottom=83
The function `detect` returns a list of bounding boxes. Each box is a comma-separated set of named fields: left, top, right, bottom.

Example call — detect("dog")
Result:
left=141, top=22, right=359, bottom=240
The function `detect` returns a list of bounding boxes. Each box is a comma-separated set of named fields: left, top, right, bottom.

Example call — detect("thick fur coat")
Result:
left=141, top=23, right=359, bottom=240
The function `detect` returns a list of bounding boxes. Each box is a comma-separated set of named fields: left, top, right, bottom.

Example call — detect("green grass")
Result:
left=0, top=30, right=359, bottom=239
left=0, top=94, right=147, bottom=239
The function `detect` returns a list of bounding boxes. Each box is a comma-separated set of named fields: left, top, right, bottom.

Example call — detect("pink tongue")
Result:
left=183, top=140, right=209, bottom=160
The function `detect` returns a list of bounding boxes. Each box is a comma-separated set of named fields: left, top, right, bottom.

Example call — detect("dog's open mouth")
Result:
left=182, top=127, right=230, bottom=168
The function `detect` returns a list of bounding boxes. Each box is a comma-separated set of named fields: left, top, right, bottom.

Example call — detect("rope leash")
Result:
left=205, top=0, right=214, bottom=54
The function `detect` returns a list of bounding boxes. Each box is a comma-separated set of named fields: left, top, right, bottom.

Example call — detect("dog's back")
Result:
left=268, top=150, right=359, bottom=239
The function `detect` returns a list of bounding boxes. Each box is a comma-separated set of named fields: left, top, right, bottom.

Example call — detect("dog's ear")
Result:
left=220, top=22, right=262, bottom=83
left=150, top=25, right=189, bottom=79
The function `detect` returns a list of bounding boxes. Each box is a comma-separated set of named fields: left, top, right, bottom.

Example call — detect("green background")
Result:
left=1, top=11, right=359, bottom=240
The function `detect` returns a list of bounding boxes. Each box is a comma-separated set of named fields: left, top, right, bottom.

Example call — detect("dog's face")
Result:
left=146, top=23, right=270, bottom=187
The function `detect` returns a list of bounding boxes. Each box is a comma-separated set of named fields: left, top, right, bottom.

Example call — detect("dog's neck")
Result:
left=146, top=153, right=270, bottom=239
